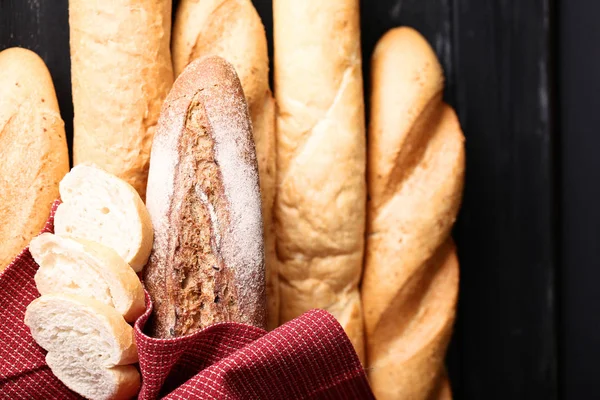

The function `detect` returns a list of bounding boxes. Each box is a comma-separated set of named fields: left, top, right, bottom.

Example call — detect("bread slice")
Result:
left=24, top=293, right=138, bottom=367
left=54, top=164, right=153, bottom=272
left=46, top=352, right=140, bottom=400
left=30, top=233, right=145, bottom=322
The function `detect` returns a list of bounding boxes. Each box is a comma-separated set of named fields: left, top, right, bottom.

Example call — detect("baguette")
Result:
left=362, top=27, right=465, bottom=399
left=144, top=56, right=266, bottom=337
left=172, top=0, right=278, bottom=330
left=69, top=0, right=174, bottom=199
left=0, top=47, right=69, bottom=271
left=273, top=0, right=366, bottom=360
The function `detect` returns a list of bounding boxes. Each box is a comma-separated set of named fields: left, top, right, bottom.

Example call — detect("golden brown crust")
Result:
left=433, top=369, right=453, bottom=400
left=172, top=0, right=269, bottom=109
left=273, top=0, right=366, bottom=360
left=69, top=0, right=174, bottom=199
left=362, top=27, right=465, bottom=400
left=145, top=56, right=265, bottom=338
left=172, top=0, right=278, bottom=329
left=0, top=48, right=69, bottom=271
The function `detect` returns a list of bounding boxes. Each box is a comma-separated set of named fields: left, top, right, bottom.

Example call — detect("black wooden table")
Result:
left=2, top=1, right=595, bottom=399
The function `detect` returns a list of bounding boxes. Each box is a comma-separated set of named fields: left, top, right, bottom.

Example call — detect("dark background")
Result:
left=0, top=0, right=595, bottom=398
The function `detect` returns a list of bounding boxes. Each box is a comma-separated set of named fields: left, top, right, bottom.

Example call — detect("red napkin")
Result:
left=0, top=201, right=374, bottom=399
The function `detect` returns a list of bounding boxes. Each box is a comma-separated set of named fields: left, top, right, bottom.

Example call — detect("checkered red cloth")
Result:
left=0, top=201, right=374, bottom=399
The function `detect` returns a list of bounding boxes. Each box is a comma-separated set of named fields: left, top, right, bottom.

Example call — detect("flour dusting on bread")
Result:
left=144, top=56, right=266, bottom=337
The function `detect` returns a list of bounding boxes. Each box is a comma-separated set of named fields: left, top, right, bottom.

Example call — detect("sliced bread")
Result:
left=24, top=293, right=138, bottom=367
left=46, top=352, right=140, bottom=400
left=54, top=164, right=153, bottom=272
left=30, top=233, right=145, bottom=322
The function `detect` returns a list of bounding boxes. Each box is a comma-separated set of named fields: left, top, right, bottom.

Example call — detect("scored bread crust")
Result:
left=30, top=233, right=145, bottom=322
left=144, top=56, right=265, bottom=337
left=361, top=27, right=465, bottom=399
left=172, top=0, right=279, bottom=331
left=273, top=0, right=366, bottom=361
left=69, top=0, right=174, bottom=199
left=0, top=48, right=69, bottom=271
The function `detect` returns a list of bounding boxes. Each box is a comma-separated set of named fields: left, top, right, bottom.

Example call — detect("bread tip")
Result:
left=0, top=46, right=43, bottom=62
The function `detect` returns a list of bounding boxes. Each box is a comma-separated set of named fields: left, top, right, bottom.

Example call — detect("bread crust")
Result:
left=144, top=56, right=265, bottom=337
left=172, top=0, right=278, bottom=330
left=362, top=27, right=465, bottom=399
left=273, top=0, right=367, bottom=360
left=0, top=48, right=69, bottom=271
left=69, top=0, right=174, bottom=199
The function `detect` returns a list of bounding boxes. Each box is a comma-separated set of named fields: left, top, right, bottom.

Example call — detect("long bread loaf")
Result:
left=362, top=27, right=465, bottom=399
left=273, top=0, right=366, bottom=361
left=69, top=0, right=174, bottom=199
left=144, top=56, right=266, bottom=337
left=172, top=0, right=278, bottom=330
left=0, top=48, right=69, bottom=271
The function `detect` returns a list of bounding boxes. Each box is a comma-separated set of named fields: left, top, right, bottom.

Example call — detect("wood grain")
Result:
left=559, top=0, right=600, bottom=398
left=452, top=1, right=557, bottom=398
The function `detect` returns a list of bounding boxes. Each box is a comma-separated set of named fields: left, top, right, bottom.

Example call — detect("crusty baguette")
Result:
left=54, top=164, right=153, bottom=272
left=273, top=0, right=366, bottom=360
left=25, top=293, right=140, bottom=400
left=30, top=233, right=145, bottom=322
left=172, top=0, right=279, bottom=330
left=362, top=27, right=465, bottom=400
left=0, top=47, right=69, bottom=271
left=144, top=56, right=266, bottom=337
left=69, top=0, right=174, bottom=199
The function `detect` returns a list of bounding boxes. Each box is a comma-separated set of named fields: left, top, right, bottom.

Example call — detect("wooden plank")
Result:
left=0, top=0, right=73, bottom=158
left=451, top=0, right=557, bottom=398
left=559, top=0, right=600, bottom=397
